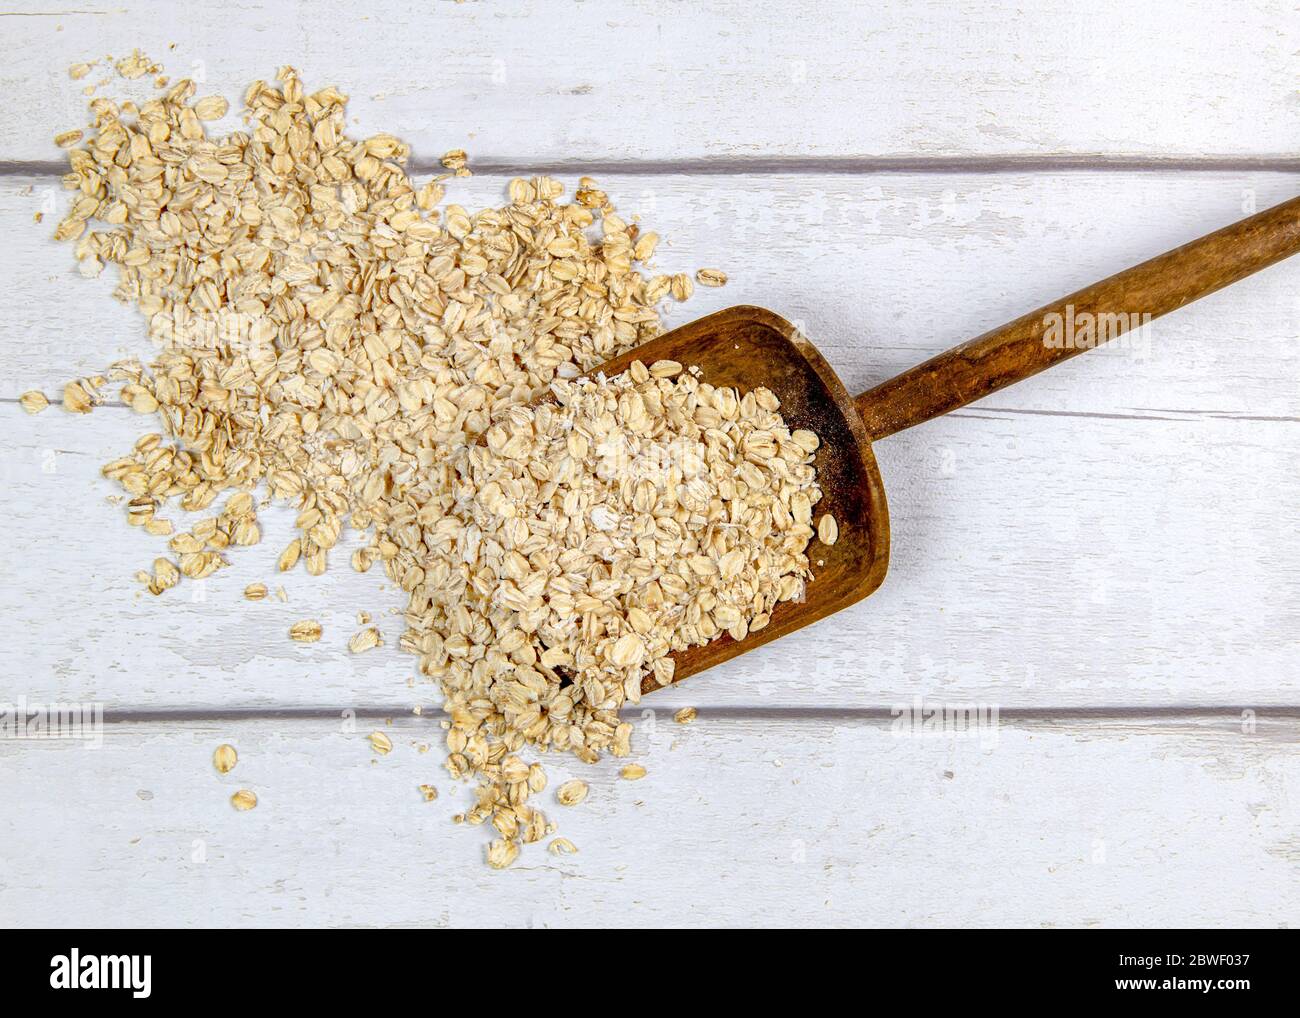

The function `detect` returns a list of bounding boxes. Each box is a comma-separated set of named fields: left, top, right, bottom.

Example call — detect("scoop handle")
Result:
left=855, top=194, right=1300, bottom=440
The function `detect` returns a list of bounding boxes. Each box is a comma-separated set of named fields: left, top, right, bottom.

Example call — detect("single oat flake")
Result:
left=487, top=839, right=519, bottom=869
left=213, top=744, right=238, bottom=774
left=289, top=620, right=322, bottom=643
left=230, top=789, right=257, bottom=811
left=62, top=380, right=93, bottom=414
left=193, top=95, right=229, bottom=120
left=348, top=626, right=382, bottom=653
left=19, top=391, right=49, bottom=414
left=556, top=779, right=589, bottom=806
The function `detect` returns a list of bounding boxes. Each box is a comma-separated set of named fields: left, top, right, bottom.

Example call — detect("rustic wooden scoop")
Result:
left=600, top=194, right=1300, bottom=693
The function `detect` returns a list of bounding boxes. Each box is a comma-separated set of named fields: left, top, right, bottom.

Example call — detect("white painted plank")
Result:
left=2, top=0, right=1297, bottom=164
left=0, top=714, right=1295, bottom=927
left=2, top=169, right=1298, bottom=709
left=6, top=170, right=1300, bottom=411
left=4, top=405, right=1300, bottom=710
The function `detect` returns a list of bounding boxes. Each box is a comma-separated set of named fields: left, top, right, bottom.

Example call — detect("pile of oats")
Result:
left=38, top=64, right=828, bottom=868
left=417, top=359, right=820, bottom=742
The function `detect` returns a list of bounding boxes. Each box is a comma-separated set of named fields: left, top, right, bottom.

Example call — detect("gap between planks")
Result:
left=5, top=155, right=1300, bottom=178
left=12, top=398, right=1300, bottom=427
left=84, top=705, right=1300, bottom=723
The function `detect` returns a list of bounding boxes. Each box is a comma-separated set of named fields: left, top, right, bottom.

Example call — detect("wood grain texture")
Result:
left=2, top=171, right=1298, bottom=710
left=1, top=0, right=1298, bottom=165
left=0, top=714, right=1295, bottom=927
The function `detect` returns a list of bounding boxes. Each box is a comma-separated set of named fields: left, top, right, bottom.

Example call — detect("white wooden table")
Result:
left=1, top=0, right=1297, bottom=927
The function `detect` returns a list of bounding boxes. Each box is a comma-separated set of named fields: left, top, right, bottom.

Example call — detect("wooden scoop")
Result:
left=598, top=194, right=1300, bottom=694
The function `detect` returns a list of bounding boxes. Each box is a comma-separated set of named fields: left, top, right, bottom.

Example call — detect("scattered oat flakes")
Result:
left=368, top=730, right=393, bottom=755
left=122, top=384, right=158, bottom=413
left=230, top=789, right=257, bottom=811
left=47, top=64, right=812, bottom=870
left=244, top=582, right=268, bottom=601
left=817, top=513, right=839, bottom=546
left=126, top=496, right=154, bottom=526
left=418, top=783, right=438, bottom=801
left=147, top=557, right=180, bottom=595
left=441, top=148, right=470, bottom=176
left=620, top=764, right=647, bottom=780
left=548, top=837, right=578, bottom=855
left=115, top=49, right=159, bottom=80
left=213, top=744, right=237, bottom=774
left=674, top=707, right=698, bottom=724
left=178, top=550, right=223, bottom=579
left=695, top=267, right=728, bottom=287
